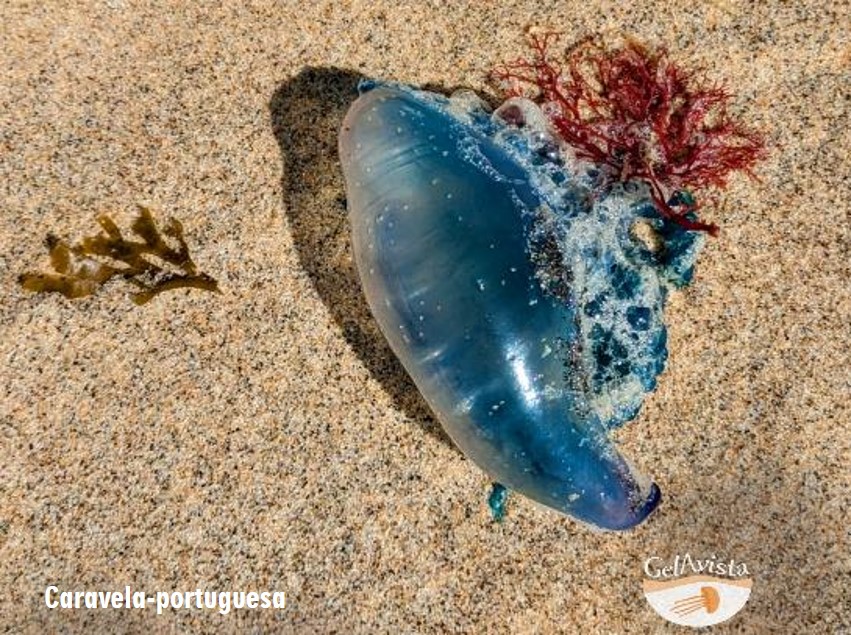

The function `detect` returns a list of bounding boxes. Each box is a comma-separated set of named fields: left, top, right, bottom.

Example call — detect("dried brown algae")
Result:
left=19, top=205, right=219, bottom=305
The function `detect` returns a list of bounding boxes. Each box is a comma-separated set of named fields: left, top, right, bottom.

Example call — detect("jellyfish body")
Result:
left=672, top=586, right=721, bottom=616
left=338, top=82, right=702, bottom=530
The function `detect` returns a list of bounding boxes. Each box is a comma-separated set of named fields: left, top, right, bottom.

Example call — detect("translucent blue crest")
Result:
left=339, top=82, right=703, bottom=530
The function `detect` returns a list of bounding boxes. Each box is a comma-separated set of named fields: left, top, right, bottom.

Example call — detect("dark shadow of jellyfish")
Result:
left=269, top=67, right=455, bottom=450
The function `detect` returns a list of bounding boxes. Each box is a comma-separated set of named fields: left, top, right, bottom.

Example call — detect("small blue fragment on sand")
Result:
left=488, top=483, right=509, bottom=522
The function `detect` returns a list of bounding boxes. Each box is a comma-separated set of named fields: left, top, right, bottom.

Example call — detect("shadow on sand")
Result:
left=269, top=67, right=454, bottom=450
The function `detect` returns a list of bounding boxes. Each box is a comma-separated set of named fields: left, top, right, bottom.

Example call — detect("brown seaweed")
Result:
left=19, top=206, right=219, bottom=305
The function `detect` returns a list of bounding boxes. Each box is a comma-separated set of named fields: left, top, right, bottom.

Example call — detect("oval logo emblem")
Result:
left=643, top=574, right=753, bottom=627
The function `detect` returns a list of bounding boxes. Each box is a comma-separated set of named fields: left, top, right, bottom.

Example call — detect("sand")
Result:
left=1, top=1, right=848, bottom=632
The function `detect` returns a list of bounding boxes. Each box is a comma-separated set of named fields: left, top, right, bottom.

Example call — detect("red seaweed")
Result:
left=492, top=33, right=767, bottom=235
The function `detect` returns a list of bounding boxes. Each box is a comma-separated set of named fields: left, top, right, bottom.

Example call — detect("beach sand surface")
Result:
left=1, top=2, right=848, bottom=632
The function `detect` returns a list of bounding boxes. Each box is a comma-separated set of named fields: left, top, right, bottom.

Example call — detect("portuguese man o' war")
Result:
left=338, top=39, right=765, bottom=530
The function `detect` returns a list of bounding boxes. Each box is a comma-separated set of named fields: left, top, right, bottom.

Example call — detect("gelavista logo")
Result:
left=642, top=553, right=753, bottom=627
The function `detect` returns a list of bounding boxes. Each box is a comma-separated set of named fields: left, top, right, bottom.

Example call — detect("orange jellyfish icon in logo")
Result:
left=643, top=574, right=752, bottom=626
left=671, top=586, right=720, bottom=617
